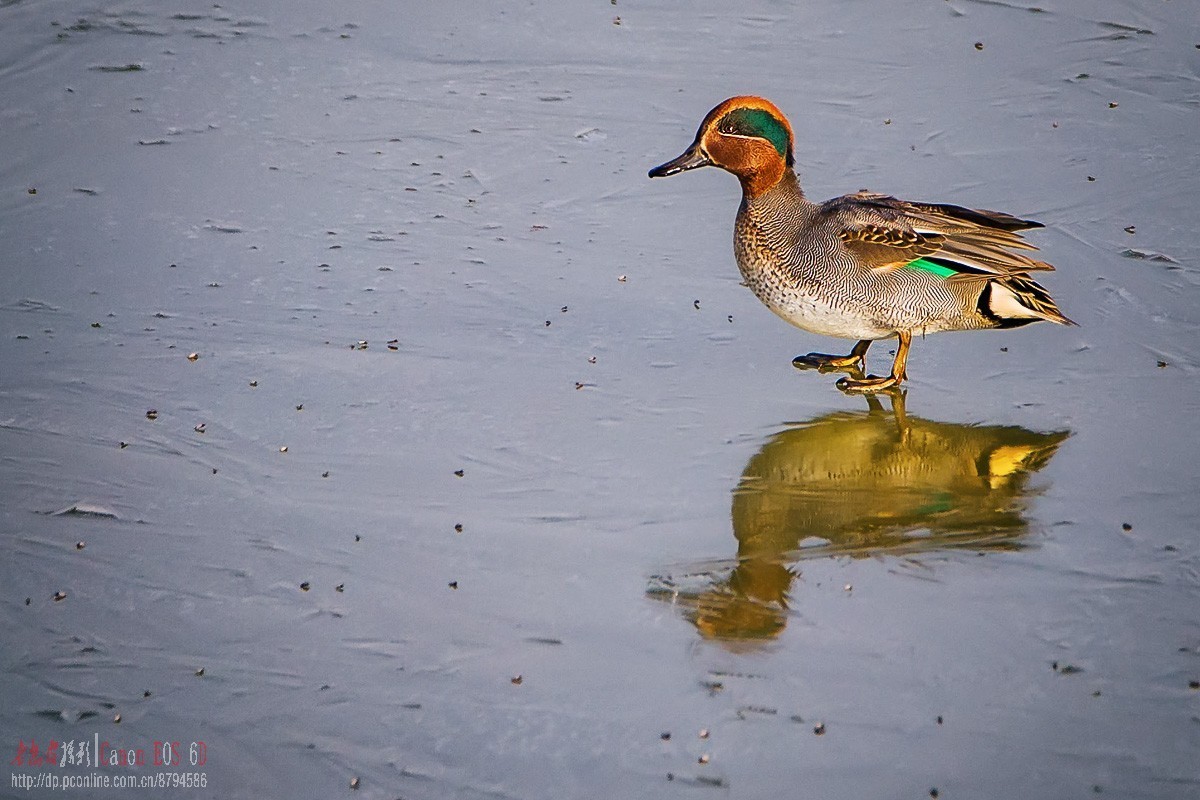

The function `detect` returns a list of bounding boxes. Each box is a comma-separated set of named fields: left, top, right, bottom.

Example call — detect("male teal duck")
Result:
left=648, top=96, right=1075, bottom=393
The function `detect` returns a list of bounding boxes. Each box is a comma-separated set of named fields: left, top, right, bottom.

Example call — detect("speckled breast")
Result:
left=734, top=214, right=896, bottom=340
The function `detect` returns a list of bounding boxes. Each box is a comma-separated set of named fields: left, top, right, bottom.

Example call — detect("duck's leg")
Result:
left=792, top=339, right=871, bottom=372
left=836, top=331, right=910, bottom=394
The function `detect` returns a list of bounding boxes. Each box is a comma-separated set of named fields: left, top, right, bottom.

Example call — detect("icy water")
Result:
left=2, top=1, right=1198, bottom=797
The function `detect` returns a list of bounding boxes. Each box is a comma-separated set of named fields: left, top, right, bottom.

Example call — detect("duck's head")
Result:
left=648, top=96, right=795, bottom=196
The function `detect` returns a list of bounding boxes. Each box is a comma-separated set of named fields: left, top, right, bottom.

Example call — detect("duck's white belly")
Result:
left=741, top=271, right=895, bottom=340
left=775, top=294, right=893, bottom=339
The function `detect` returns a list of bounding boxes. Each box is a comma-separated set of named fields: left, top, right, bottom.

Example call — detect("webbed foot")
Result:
left=834, top=331, right=911, bottom=395
left=791, top=339, right=871, bottom=373
left=836, top=373, right=905, bottom=395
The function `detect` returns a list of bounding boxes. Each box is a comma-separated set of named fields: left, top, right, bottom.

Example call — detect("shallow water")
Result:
left=2, top=1, right=1198, bottom=797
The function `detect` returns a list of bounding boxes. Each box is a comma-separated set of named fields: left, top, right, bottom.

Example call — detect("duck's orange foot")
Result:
left=836, top=373, right=904, bottom=395
left=792, top=351, right=865, bottom=373
left=792, top=339, right=872, bottom=373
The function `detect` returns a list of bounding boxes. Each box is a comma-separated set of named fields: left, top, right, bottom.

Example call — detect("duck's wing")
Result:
left=824, top=191, right=1054, bottom=278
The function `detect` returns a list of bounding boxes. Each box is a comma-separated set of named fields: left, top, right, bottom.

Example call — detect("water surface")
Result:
left=2, top=1, right=1198, bottom=797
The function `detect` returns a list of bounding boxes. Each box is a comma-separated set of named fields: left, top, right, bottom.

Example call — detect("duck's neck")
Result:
left=741, top=167, right=805, bottom=203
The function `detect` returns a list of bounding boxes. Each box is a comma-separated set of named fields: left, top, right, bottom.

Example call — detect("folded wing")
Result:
left=826, top=191, right=1054, bottom=278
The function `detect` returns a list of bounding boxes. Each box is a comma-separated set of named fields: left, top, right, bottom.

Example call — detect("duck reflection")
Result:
left=648, top=391, right=1069, bottom=646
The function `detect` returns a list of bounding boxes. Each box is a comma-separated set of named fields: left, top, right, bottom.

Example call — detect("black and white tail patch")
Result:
left=979, top=276, right=1076, bottom=327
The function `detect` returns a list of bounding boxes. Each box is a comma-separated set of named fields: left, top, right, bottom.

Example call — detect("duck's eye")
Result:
left=716, top=108, right=790, bottom=160
left=716, top=116, right=747, bottom=137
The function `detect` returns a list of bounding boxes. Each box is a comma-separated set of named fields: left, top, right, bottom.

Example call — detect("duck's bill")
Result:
left=648, top=146, right=712, bottom=178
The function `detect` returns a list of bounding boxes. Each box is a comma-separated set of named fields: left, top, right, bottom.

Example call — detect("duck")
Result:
left=648, top=96, right=1075, bottom=393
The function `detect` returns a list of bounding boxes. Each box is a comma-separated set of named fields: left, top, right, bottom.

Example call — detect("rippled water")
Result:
left=2, top=1, right=1198, bottom=797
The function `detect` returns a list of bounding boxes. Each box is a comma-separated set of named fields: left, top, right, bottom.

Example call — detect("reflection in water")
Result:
left=649, top=393, right=1069, bottom=646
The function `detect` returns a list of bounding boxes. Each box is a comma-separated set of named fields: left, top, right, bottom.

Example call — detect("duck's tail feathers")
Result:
left=981, top=275, right=1076, bottom=328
